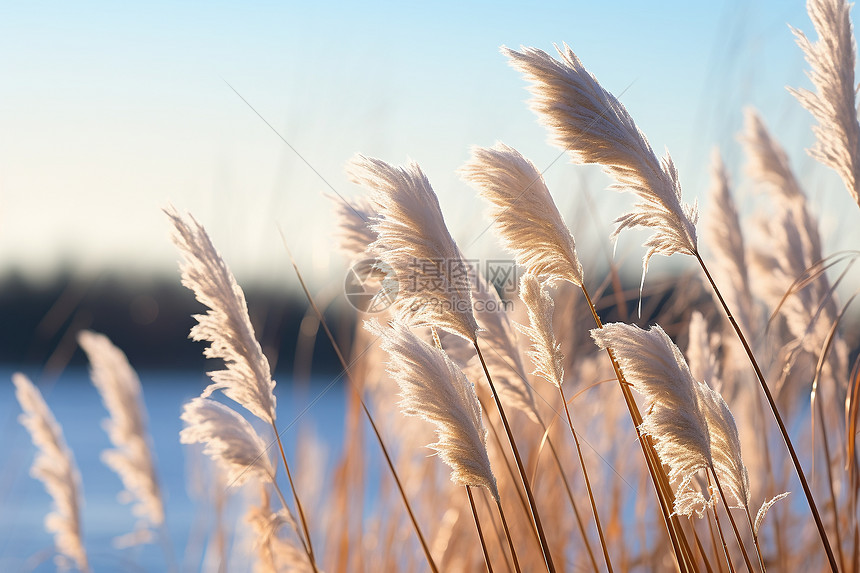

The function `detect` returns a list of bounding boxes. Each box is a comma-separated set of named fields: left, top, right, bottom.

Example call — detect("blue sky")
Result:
left=0, top=0, right=854, bottom=292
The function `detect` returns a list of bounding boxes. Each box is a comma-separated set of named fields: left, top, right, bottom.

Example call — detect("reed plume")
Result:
left=515, top=274, right=564, bottom=389
left=13, top=373, right=90, bottom=572
left=591, top=323, right=750, bottom=517
left=460, top=142, right=583, bottom=285
left=705, top=151, right=755, bottom=338
left=367, top=319, right=499, bottom=500
left=330, top=194, right=378, bottom=262
left=165, top=207, right=277, bottom=424
left=503, top=44, right=698, bottom=280
left=180, top=397, right=275, bottom=486
left=790, top=0, right=860, bottom=210
left=78, top=330, right=165, bottom=534
left=347, top=155, right=479, bottom=341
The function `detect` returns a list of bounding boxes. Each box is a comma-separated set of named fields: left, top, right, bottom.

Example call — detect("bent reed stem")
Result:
left=557, top=383, right=613, bottom=572
left=474, top=340, right=556, bottom=573
left=467, top=486, right=494, bottom=573
left=284, top=246, right=439, bottom=573
left=581, top=283, right=698, bottom=573
left=694, top=251, right=837, bottom=572
left=495, top=495, right=523, bottom=573
left=272, top=424, right=319, bottom=573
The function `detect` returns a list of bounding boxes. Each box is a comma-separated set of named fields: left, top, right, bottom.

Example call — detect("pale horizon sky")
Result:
left=1, top=0, right=857, bottom=296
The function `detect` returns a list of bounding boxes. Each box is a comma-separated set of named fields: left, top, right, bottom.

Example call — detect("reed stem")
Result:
left=545, top=435, right=600, bottom=572
left=557, top=383, right=613, bottom=572
left=272, top=423, right=319, bottom=573
left=283, top=246, right=439, bottom=573
left=496, top=496, right=523, bottom=573
left=467, top=486, right=494, bottom=573
left=711, top=501, right=737, bottom=573
left=695, top=251, right=837, bottom=572
left=580, top=283, right=697, bottom=572
left=475, top=340, right=556, bottom=573
left=710, top=467, right=755, bottom=573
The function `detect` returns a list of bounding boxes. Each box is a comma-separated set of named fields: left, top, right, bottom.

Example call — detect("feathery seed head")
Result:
left=503, top=44, right=698, bottom=278
left=348, top=155, right=480, bottom=341
left=180, top=397, right=275, bottom=487
left=78, top=330, right=165, bottom=530
left=460, top=142, right=583, bottom=285
left=166, top=207, right=278, bottom=424
left=367, top=319, right=499, bottom=500
left=515, top=274, right=565, bottom=388
left=13, top=373, right=90, bottom=572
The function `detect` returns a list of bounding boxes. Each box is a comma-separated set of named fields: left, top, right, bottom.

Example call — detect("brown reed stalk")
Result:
left=283, top=241, right=439, bottom=573
left=581, top=283, right=699, bottom=572
left=711, top=496, right=737, bottom=573
left=695, top=251, right=837, bottom=571
left=494, top=494, right=523, bottom=573
left=710, top=468, right=756, bottom=572
left=474, top=341, right=556, bottom=572
left=545, top=436, right=600, bottom=572
left=557, top=383, right=613, bottom=572
left=467, top=486, right=494, bottom=573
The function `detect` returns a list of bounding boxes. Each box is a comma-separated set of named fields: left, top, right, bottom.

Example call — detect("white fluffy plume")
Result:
left=13, top=373, right=90, bottom=572
left=790, top=0, right=860, bottom=209
left=591, top=323, right=749, bottom=516
left=504, top=44, right=699, bottom=277
left=367, top=319, right=499, bottom=500
left=515, top=274, right=565, bottom=388
left=330, top=194, right=378, bottom=262
left=460, top=142, right=583, bottom=285
left=180, top=397, right=275, bottom=487
left=348, top=156, right=480, bottom=341
left=166, top=207, right=278, bottom=424
left=78, top=330, right=165, bottom=536
left=705, top=152, right=755, bottom=336
left=443, top=272, right=541, bottom=422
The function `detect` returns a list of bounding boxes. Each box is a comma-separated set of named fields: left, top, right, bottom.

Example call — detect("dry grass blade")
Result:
left=13, top=373, right=90, bottom=573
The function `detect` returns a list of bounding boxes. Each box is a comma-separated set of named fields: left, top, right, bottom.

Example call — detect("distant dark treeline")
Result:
left=0, top=269, right=732, bottom=380
left=0, top=271, right=356, bottom=377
